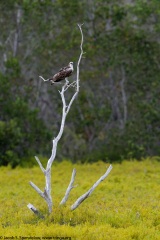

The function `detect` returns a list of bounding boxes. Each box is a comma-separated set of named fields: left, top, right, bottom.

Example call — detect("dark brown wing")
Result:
left=58, top=66, right=68, bottom=72
left=50, top=68, right=72, bottom=83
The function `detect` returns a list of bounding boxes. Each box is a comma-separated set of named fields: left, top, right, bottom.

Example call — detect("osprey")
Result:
left=49, top=62, right=74, bottom=84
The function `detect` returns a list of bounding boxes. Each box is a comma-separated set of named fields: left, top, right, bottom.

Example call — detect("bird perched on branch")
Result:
left=49, top=62, right=74, bottom=84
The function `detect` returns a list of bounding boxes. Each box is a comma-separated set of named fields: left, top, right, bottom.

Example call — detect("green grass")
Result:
left=0, top=158, right=160, bottom=239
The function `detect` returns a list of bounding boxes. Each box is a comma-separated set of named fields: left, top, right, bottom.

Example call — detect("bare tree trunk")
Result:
left=120, top=66, right=127, bottom=128
left=13, top=6, right=22, bottom=57
left=28, top=24, right=84, bottom=214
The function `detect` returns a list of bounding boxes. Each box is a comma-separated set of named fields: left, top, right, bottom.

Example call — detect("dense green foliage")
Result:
left=0, top=0, right=160, bottom=166
left=0, top=61, right=51, bottom=167
left=0, top=159, right=159, bottom=239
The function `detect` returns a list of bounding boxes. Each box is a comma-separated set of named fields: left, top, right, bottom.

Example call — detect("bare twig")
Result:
left=39, top=76, right=50, bottom=82
left=60, top=168, right=76, bottom=205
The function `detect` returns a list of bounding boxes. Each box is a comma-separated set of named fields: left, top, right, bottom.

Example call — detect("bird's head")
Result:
left=69, top=62, right=74, bottom=70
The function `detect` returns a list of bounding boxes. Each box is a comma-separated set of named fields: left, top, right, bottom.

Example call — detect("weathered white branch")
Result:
left=71, top=164, right=113, bottom=211
left=60, top=168, right=76, bottom=205
left=64, top=80, right=76, bottom=91
left=39, top=76, right=63, bottom=84
left=29, top=181, right=44, bottom=198
left=39, top=76, right=50, bottom=82
left=66, top=24, right=84, bottom=115
left=35, top=156, right=46, bottom=174
left=29, top=179, right=52, bottom=213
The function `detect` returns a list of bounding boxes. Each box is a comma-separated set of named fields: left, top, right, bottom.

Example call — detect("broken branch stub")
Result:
left=27, top=203, right=44, bottom=219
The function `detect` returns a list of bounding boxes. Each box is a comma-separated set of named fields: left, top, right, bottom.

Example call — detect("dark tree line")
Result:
left=0, top=0, right=160, bottom=167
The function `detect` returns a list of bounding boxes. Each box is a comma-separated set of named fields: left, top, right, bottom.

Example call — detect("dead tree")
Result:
left=27, top=24, right=112, bottom=215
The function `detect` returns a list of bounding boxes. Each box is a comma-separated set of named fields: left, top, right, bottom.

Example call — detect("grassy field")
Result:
left=0, top=158, right=159, bottom=239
